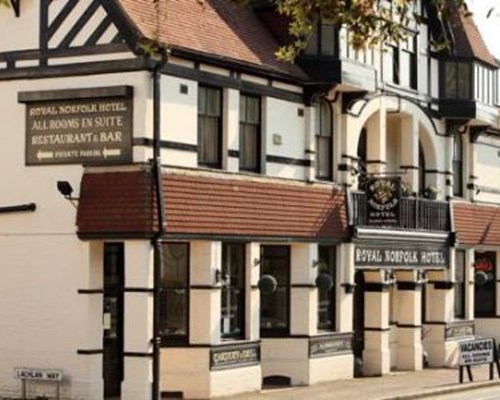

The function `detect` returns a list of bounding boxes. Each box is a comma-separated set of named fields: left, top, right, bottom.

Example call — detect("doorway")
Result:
left=353, top=270, right=365, bottom=377
left=103, top=243, right=124, bottom=398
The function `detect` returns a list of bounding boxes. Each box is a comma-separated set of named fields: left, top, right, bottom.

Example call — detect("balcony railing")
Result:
left=351, top=192, right=451, bottom=232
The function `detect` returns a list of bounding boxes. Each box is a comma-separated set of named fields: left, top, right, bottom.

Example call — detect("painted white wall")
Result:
left=0, top=0, right=39, bottom=53
left=0, top=71, right=151, bottom=399
left=474, top=136, right=500, bottom=204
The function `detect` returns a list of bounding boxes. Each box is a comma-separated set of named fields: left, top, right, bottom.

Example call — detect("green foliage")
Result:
left=273, top=0, right=469, bottom=62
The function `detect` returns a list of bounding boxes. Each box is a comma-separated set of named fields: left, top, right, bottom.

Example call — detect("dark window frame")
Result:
left=304, top=21, right=338, bottom=57
left=452, top=132, right=464, bottom=197
left=221, top=243, right=246, bottom=340
left=315, top=99, right=333, bottom=180
left=454, top=249, right=466, bottom=319
left=198, top=85, right=223, bottom=169
left=317, top=245, right=336, bottom=331
left=239, top=93, right=262, bottom=173
left=474, top=251, right=497, bottom=318
left=159, top=242, right=190, bottom=345
left=260, top=246, right=291, bottom=338
left=442, top=61, right=473, bottom=100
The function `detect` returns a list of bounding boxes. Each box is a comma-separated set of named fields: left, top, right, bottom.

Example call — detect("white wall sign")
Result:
left=458, top=338, right=495, bottom=366
left=15, top=368, right=63, bottom=382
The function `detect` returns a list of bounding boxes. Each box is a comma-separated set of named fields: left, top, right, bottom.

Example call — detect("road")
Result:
left=433, top=386, right=500, bottom=399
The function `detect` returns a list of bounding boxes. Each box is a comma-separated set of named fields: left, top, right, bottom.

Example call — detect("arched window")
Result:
left=315, top=100, right=333, bottom=180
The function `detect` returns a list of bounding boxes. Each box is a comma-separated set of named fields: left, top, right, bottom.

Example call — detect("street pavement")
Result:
left=219, top=365, right=500, bottom=400
left=434, top=386, right=500, bottom=400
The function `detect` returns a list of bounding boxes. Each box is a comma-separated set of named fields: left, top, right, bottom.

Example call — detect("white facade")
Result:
left=0, top=0, right=499, bottom=399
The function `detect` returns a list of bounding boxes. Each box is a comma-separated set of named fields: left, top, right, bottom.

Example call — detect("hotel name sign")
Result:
left=20, top=86, right=133, bottom=165
left=355, top=245, right=448, bottom=268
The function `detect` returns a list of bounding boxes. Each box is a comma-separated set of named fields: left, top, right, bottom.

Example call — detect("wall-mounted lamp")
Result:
left=215, top=269, right=228, bottom=284
left=253, top=257, right=261, bottom=267
left=57, top=181, right=78, bottom=208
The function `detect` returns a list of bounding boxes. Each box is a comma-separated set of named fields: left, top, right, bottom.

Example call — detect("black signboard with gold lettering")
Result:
left=20, top=86, right=133, bottom=166
left=366, top=177, right=401, bottom=226
left=210, top=342, right=260, bottom=371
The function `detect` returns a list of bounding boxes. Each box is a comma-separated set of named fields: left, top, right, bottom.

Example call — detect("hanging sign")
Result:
left=365, top=177, right=402, bottom=226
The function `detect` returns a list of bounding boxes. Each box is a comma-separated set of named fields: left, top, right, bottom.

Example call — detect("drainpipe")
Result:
left=151, top=61, right=166, bottom=400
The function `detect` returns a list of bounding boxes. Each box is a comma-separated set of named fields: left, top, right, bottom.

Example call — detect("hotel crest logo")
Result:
left=366, top=177, right=401, bottom=226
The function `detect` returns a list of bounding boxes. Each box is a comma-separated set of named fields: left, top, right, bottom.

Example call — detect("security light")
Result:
left=57, top=181, right=73, bottom=198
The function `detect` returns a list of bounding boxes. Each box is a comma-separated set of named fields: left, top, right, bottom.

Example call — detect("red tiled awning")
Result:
left=77, top=170, right=348, bottom=241
left=163, top=173, right=348, bottom=240
left=453, top=203, right=500, bottom=246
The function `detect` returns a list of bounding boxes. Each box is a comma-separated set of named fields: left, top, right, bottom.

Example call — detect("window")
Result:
left=221, top=243, right=246, bottom=339
left=454, top=250, right=466, bottom=319
left=239, top=94, right=261, bottom=172
left=160, top=243, right=189, bottom=343
left=452, top=133, right=463, bottom=197
left=317, top=245, right=336, bottom=331
left=304, top=22, right=336, bottom=56
left=315, top=100, right=333, bottom=180
left=474, top=251, right=496, bottom=318
left=198, top=86, right=222, bottom=168
left=418, top=142, right=426, bottom=195
left=260, top=246, right=290, bottom=336
left=444, top=62, right=472, bottom=100
left=392, top=36, right=417, bottom=89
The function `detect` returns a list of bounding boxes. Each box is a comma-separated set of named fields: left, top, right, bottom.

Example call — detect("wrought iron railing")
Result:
left=351, top=192, right=450, bottom=232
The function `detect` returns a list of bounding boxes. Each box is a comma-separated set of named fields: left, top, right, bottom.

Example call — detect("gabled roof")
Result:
left=446, top=1, right=498, bottom=67
left=115, top=0, right=304, bottom=78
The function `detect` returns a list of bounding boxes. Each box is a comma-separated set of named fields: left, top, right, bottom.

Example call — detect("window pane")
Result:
left=239, top=95, right=261, bottom=172
left=240, top=124, right=258, bottom=171
left=161, top=244, right=188, bottom=287
left=160, top=289, right=188, bottom=337
left=454, top=250, right=466, bottom=319
left=160, top=243, right=189, bottom=341
left=260, top=246, right=290, bottom=335
left=317, top=245, right=336, bottom=331
left=457, top=63, right=471, bottom=99
left=221, top=244, right=245, bottom=339
left=198, top=86, right=221, bottom=167
left=305, top=26, right=318, bottom=55
left=452, top=134, right=463, bottom=197
left=474, top=252, right=496, bottom=317
left=320, top=24, right=335, bottom=56
left=316, top=136, right=331, bottom=179
left=445, top=62, right=457, bottom=98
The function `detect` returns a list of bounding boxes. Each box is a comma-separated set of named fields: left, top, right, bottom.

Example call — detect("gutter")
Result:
left=151, top=61, right=166, bottom=400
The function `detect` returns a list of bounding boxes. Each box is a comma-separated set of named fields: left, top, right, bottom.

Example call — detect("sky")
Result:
left=467, top=0, right=500, bottom=60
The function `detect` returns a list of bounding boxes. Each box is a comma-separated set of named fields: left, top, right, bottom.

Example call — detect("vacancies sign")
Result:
left=20, top=86, right=133, bottom=165
left=459, top=338, right=495, bottom=366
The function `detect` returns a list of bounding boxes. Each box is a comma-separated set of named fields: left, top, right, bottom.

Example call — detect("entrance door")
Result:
left=103, top=243, right=124, bottom=398
left=353, top=270, right=365, bottom=376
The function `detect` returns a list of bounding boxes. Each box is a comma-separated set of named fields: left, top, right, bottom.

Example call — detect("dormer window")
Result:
left=444, top=61, right=472, bottom=100
left=304, top=22, right=337, bottom=57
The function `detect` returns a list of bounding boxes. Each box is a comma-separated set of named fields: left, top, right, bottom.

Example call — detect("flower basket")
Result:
left=315, top=272, right=334, bottom=291
left=258, top=274, right=278, bottom=294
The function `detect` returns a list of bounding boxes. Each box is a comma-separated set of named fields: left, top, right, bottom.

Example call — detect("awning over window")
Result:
left=77, top=169, right=348, bottom=241
left=453, top=203, right=500, bottom=246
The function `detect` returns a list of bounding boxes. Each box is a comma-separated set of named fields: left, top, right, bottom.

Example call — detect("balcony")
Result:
left=351, top=192, right=451, bottom=232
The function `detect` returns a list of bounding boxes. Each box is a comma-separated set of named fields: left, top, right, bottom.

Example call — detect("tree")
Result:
left=274, top=0, right=469, bottom=61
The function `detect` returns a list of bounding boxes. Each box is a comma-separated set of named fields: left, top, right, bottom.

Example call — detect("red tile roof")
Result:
left=163, top=172, right=348, bottom=239
left=453, top=203, right=500, bottom=246
left=447, top=2, right=498, bottom=67
left=77, top=170, right=348, bottom=240
left=116, top=0, right=304, bottom=77
left=77, top=169, right=158, bottom=237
